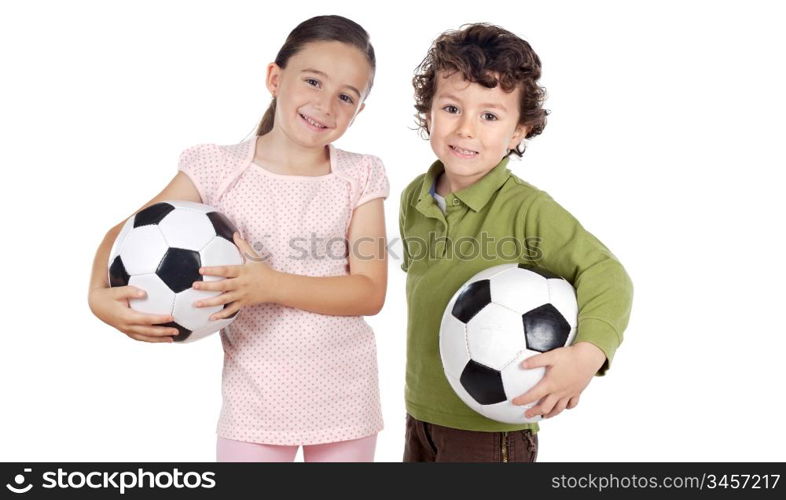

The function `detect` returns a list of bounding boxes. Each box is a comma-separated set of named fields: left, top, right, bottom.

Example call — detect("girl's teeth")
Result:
left=302, top=114, right=325, bottom=128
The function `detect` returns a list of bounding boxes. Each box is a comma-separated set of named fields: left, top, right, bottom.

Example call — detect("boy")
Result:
left=399, top=24, right=633, bottom=462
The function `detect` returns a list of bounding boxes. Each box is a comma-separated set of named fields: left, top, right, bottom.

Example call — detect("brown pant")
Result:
left=403, top=414, right=538, bottom=463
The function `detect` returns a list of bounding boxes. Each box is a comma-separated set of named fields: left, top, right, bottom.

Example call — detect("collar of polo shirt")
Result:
left=414, top=156, right=513, bottom=214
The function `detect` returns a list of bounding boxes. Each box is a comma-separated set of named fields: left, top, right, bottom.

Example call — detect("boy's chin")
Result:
left=440, top=158, right=496, bottom=178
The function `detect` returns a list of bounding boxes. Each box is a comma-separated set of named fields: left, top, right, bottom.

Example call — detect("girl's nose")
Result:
left=315, top=94, right=334, bottom=116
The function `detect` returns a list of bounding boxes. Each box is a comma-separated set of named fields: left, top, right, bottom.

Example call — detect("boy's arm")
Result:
left=523, top=192, right=634, bottom=376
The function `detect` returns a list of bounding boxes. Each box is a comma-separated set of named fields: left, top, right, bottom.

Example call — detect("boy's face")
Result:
left=427, top=71, right=527, bottom=183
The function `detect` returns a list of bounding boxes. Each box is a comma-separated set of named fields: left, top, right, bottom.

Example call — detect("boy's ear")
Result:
left=508, top=123, right=529, bottom=150
left=266, top=62, right=282, bottom=97
left=425, top=111, right=432, bottom=135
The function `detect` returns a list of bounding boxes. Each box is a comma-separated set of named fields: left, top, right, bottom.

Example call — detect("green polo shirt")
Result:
left=399, top=156, right=634, bottom=432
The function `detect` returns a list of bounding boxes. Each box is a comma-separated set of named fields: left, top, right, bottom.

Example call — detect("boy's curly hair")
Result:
left=413, top=23, right=549, bottom=156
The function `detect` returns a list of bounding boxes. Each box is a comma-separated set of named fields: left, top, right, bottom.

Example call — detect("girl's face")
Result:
left=266, top=41, right=372, bottom=149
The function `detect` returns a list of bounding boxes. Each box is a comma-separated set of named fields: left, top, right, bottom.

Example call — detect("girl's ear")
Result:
left=266, top=62, right=282, bottom=97
left=348, top=102, right=366, bottom=127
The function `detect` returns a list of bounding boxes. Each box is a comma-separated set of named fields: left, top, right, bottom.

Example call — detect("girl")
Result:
left=87, top=15, right=388, bottom=462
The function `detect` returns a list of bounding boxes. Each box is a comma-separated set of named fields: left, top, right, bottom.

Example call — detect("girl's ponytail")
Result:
left=256, top=97, right=277, bottom=136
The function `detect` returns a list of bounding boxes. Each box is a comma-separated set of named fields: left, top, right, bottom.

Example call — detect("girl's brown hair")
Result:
left=413, top=23, right=549, bottom=156
left=255, top=15, right=376, bottom=136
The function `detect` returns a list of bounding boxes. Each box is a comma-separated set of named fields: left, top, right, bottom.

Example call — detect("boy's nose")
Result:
left=456, top=115, right=475, bottom=138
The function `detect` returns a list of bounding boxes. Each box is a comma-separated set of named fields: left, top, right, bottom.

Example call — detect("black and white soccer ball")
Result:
left=440, top=263, right=578, bottom=423
left=107, top=200, right=243, bottom=343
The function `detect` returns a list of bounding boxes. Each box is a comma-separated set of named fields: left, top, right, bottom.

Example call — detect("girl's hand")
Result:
left=88, top=286, right=178, bottom=343
left=511, top=342, right=607, bottom=419
left=192, top=233, right=280, bottom=319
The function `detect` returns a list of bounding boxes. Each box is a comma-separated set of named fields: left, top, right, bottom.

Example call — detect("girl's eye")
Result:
left=305, top=78, right=320, bottom=87
left=482, top=112, right=498, bottom=121
left=442, top=105, right=459, bottom=114
left=339, top=94, right=355, bottom=104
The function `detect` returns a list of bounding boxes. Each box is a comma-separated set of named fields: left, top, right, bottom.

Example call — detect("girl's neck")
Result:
left=254, top=129, right=331, bottom=176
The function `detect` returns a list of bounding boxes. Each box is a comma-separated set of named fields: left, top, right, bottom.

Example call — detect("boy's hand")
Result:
left=511, top=341, right=607, bottom=419
left=192, top=233, right=280, bottom=319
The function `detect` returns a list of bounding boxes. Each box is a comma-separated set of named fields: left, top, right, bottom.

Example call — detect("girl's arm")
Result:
left=88, top=172, right=203, bottom=342
left=272, top=198, right=387, bottom=316
left=197, top=198, right=387, bottom=317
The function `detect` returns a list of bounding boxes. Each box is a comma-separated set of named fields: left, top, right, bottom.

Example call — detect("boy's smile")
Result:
left=427, top=71, right=527, bottom=194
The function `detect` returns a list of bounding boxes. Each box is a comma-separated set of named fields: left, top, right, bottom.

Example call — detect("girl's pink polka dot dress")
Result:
left=178, top=137, right=388, bottom=445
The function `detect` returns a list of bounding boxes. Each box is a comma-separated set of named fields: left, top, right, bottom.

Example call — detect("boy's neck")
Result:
left=254, top=129, right=330, bottom=175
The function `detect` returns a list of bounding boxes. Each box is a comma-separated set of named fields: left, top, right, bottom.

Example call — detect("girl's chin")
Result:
left=283, top=128, right=335, bottom=148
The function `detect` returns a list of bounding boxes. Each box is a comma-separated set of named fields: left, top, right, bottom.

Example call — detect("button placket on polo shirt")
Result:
left=442, top=194, right=471, bottom=259
left=414, top=195, right=448, bottom=261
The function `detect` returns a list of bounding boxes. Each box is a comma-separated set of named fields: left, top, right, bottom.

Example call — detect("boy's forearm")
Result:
left=524, top=193, right=634, bottom=375
left=269, top=271, right=385, bottom=317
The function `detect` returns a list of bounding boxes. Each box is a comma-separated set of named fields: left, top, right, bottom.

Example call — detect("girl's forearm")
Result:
left=89, top=226, right=121, bottom=293
left=268, top=271, right=385, bottom=316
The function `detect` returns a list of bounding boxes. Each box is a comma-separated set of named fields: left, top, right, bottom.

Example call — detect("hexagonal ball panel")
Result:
left=184, top=316, right=235, bottom=343
left=158, top=208, right=217, bottom=251
left=466, top=303, right=528, bottom=371
left=199, top=237, right=243, bottom=283
left=172, top=287, right=222, bottom=332
left=546, top=278, right=578, bottom=330
left=518, top=263, right=560, bottom=279
left=439, top=311, right=470, bottom=379
left=166, top=200, right=213, bottom=214
left=490, top=267, right=549, bottom=315
left=108, top=216, right=135, bottom=266
left=128, top=274, right=176, bottom=315
left=119, top=226, right=169, bottom=276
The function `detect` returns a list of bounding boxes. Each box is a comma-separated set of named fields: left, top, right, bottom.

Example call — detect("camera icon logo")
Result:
left=5, top=468, right=33, bottom=494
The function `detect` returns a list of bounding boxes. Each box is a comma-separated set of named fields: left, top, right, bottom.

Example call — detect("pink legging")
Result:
left=216, top=434, right=377, bottom=462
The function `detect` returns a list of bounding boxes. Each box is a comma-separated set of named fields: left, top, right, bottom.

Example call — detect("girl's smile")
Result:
left=298, top=111, right=331, bottom=131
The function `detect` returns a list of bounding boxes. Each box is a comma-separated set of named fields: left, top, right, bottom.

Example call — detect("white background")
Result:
left=1, top=0, right=784, bottom=462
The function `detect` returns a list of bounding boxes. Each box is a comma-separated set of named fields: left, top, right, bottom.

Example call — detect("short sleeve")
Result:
left=176, top=143, right=227, bottom=207
left=354, top=155, right=390, bottom=208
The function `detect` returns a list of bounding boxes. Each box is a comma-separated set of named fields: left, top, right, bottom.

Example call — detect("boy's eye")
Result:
left=305, top=78, right=321, bottom=87
left=339, top=94, right=355, bottom=104
left=442, top=105, right=459, bottom=114
left=482, top=112, right=498, bottom=121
